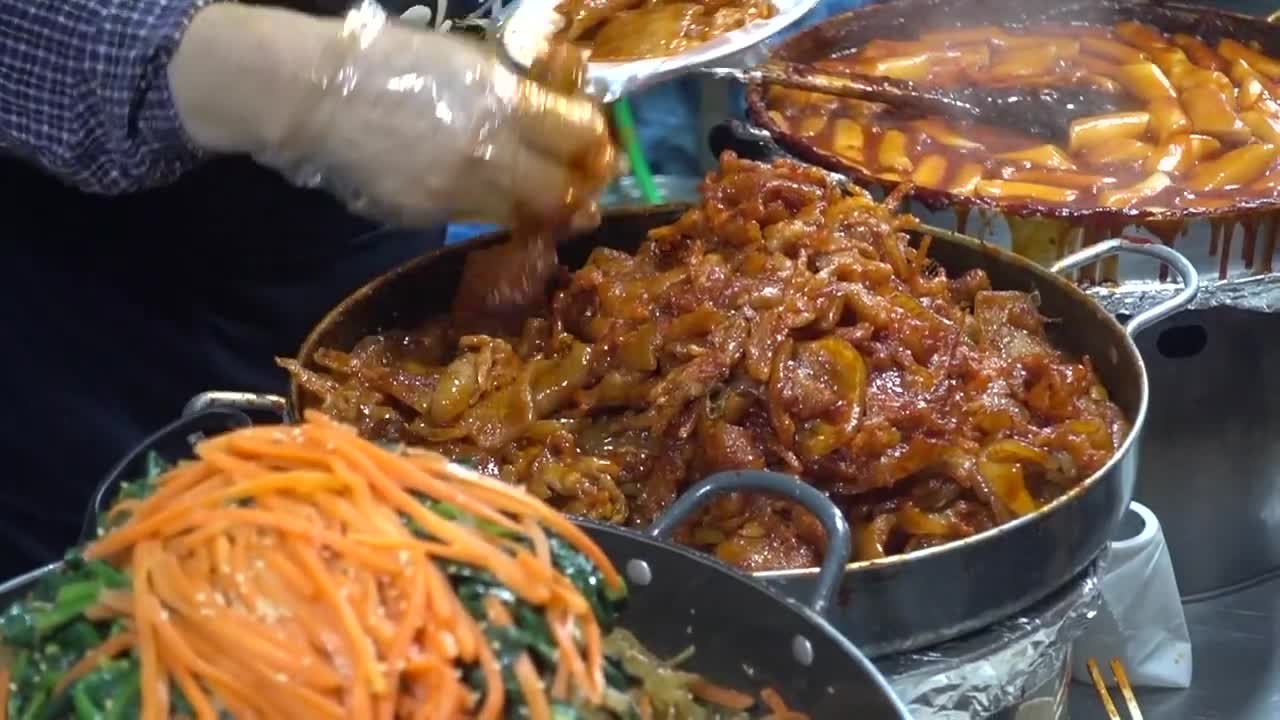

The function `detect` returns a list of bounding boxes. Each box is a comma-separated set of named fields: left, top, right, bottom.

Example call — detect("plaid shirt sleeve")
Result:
left=0, top=0, right=219, bottom=194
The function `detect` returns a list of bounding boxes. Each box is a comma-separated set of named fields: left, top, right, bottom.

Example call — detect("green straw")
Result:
left=610, top=99, right=664, bottom=205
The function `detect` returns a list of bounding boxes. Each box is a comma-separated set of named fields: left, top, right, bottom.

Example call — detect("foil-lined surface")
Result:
left=888, top=203, right=1280, bottom=317
left=1083, top=274, right=1280, bottom=316
left=875, top=559, right=1103, bottom=719
left=908, top=208, right=1280, bottom=317
left=928, top=206, right=1280, bottom=285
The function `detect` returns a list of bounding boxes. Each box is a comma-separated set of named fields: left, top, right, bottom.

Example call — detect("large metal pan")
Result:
left=745, top=0, right=1280, bottom=222
left=189, top=208, right=1198, bottom=655
left=7, top=408, right=909, bottom=719
left=741, top=0, right=1280, bottom=282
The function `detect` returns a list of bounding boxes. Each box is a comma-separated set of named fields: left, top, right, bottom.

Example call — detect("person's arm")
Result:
left=0, top=0, right=615, bottom=227
left=0, top=0, right=216, bottom=193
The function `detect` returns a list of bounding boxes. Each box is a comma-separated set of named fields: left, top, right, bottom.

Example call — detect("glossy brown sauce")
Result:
left=555, top=0, right=775, bottom=62
left=955, top=210, right=1280, bottom=282
left=943, top=209, right=1280, bottom=282
left=765, top=20, right=1280, bottom=278
left=452, top=43, right=612, bottom=335
left=284, top=154, right=1129, bottom=571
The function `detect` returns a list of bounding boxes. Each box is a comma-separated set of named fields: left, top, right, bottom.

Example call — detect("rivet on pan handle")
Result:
left=1050, top=239, right=1200, bottom=338
left=184, top=391, right=292, bottom=422
left=81, top=408, right=253, bottom=543
left=646, top=470, right=852, bottom=618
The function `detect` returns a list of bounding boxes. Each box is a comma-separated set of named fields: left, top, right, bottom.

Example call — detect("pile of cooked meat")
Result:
left=282, top=153, right=1128, bottom=570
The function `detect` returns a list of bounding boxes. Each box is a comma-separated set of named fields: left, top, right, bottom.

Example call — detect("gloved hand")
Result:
left=168, top=1, right=615, bottom=228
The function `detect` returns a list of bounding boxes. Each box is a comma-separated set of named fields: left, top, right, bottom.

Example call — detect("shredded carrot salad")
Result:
left=0, top=411, right=813, bottom=720
left=70, top=411, right=622, bottom=720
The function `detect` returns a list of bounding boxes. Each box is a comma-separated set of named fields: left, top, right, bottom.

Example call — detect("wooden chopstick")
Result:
left=1087, top=657, right=1144, bottom=720
left=1110, top=658, right=1144, bottom=720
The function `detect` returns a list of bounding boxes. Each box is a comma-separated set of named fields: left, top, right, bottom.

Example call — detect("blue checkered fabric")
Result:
left=0, top=0, right=215, bottom=194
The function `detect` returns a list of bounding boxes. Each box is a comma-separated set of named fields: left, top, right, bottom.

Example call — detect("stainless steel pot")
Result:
left=188, top=207, right=1198, bottom=655
left=1127, top=306, right=1280, bottom=599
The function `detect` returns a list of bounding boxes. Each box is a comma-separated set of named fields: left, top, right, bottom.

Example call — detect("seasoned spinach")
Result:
left=1, top=454, right=756, bottom=719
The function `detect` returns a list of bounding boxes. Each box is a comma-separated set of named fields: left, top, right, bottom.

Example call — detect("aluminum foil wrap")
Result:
left=875, top=559, right=1103, bottom=719
left=908, top=205, right=1280, bottom=319
left=891, top=203, right=1280, bottom=318
left=1084, top=274, right=1280, bottom=316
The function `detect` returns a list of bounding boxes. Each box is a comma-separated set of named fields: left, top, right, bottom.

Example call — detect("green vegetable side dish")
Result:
left=0, top=452, right=794, bottom=720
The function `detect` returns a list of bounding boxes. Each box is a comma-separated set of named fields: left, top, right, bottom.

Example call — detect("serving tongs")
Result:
left=704, top=61, right=1129, bottom=140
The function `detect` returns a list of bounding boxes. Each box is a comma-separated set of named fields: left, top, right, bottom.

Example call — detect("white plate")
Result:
left=498, top=0, right=820, bottom=101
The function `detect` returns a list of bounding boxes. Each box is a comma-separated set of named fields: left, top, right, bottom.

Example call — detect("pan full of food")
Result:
left=746, top=0, right=1280, bottom=280
left=189, top=152, right=1198, bottom=655
left=498, top=0, right=820, bottom=101
left=0, top=406, right=910, bottom=719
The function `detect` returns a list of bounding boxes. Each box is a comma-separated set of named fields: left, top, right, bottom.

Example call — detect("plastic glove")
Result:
left=168, top=1, right=615, bottom=228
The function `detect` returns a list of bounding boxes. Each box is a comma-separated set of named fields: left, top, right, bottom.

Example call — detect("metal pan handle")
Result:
left=81, top=408, right=253, bottom=543
left=708, top=120, right=791, bottom=163
left=1050, top=239, right=1200, bottom=338
left=184, top=391, right=291, bottom=421
left=647, top=470, right=851, bottom=618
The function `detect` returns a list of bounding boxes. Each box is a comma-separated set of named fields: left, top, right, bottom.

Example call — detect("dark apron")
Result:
left=0, top=153, right=444, bottom=577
